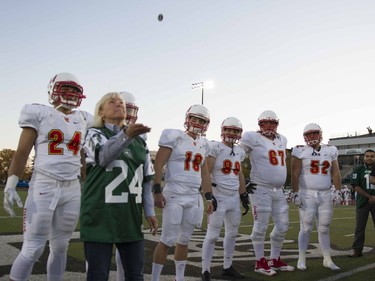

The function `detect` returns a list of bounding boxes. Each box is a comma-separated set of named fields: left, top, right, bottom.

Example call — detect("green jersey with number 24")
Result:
left=80, top=127, right=154, bottom=243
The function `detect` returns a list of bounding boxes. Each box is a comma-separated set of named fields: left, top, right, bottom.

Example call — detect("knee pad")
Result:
left=270, top=227, right=285, bottom=243
left=318, top=224, right=329, bottom=235
left=250, top=230, right=266, bottom=242
left=177, top=232, right=191, bottom=245
left=21, top=240, right=46, bottom=262
left=160, top=236, right=177, bottom=248
left=252, top=220, right=268, bottom=236
left=275, top=220, right=289, bottom=235
left=226, top=228, right=238, bottom=241
left=206, top=230, right=220, bottom=244
left=49, top=238, right=69, bottom=254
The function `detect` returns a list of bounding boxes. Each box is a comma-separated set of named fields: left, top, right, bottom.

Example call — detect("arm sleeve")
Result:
left=98, top=130, right=133, bottom=167
left=84, top=128, right=133, bottom=168
left=142, top=180, right=155, bottom=217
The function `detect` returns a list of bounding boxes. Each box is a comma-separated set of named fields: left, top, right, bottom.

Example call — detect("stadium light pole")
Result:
left=192, top=81, right=213, bottom=105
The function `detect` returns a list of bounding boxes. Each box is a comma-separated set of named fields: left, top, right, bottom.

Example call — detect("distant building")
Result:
left=328, top=129, right=375, bottom=183
left=328, top=130, right=375, bottom=165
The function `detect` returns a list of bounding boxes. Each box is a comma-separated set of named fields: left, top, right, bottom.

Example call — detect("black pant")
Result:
left=352, top=202, right=375, bottom=251
left=84, top=240, right=145, bottom=281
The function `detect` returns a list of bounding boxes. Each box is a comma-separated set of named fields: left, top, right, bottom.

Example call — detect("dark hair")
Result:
left=364, top=149, right=375, bottom=154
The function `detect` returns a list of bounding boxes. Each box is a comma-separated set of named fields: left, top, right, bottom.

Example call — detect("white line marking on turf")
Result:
left=317, top=263, right=375, bottom=281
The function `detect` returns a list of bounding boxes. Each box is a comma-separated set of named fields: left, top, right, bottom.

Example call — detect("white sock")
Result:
left=151, top=263, right=164, bottom=281
left=175, top=260, right=187, bottom=281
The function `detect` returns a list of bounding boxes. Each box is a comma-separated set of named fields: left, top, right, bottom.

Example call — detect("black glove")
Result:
left=212, top=195, right=217, bottom=212
left=240, top=192, right=250, bottom=216
left=245, top=178, right=257, bottom=194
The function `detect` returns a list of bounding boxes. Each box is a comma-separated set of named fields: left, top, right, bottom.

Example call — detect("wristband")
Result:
left=152, top=183, right=162, bottom=194
left=204, top=192, right=213, bottom=201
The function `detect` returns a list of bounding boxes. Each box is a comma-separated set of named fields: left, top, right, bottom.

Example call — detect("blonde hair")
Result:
left=93, top=92, right=125, bottom=127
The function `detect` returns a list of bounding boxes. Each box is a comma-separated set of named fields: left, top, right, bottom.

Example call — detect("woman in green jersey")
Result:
left=80, top=92, right=155, bottom=281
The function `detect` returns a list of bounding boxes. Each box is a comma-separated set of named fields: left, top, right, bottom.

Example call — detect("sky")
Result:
left=1, top=0, right=375, bottom=152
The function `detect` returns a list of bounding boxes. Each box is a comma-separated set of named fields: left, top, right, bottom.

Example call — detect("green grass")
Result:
left=1, top=188, right=374, bottom=280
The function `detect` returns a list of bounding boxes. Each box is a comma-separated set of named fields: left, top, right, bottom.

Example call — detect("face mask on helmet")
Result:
left=303, top=123, right=322, bottom=146
left=258, top=110, right=279, bottom=137
left=48, top=73, right=85, bottom=110
left=221, top=117, right=243, bottom=144
left=121, top=91, right=139, bottom=124
left=184, top=104, right=210, bottom=136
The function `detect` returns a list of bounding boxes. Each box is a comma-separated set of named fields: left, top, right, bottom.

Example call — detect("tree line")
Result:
left=0, top=149, right=33, bottom=183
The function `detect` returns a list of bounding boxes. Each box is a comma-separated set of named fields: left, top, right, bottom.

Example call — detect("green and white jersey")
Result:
left=80, top=126, right=154, bottom=243
left=351, top=164, right=375, bottom=209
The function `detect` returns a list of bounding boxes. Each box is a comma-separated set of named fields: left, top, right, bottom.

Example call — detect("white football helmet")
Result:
left=184, top=104, right=210, bottom=136
left=303, top=123, right=322, bottom=146
left=258, top=110, right=279, bottom=137
left=121, top=91, right=139, bottom=124
left=221, top=117, right=243, bottom=144
left=47, top=72, right=85, bottom=109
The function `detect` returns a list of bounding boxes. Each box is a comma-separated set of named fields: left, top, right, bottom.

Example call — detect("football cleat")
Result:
left=323, top=260, right=341, bottom=271
left=297, top=258, right=307, bottom=270
left=254, top=257, right=276, bottom=276
left=268, top=257, right=295, bottom=272
left=222, top=265, right=244, bottom=278
left=201, top=271, right=211, bottom=281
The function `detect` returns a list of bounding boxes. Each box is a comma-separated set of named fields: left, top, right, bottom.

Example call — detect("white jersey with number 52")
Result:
left=292, top=144, right=338, bottom=191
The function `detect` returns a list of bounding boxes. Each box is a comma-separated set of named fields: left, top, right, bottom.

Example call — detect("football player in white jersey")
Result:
left=201, top=117, right=254, bottom=281
left=151, top=104, right=214, bottom=281
left=3, top=73, right=92, bottom=281
left=240, top=110, right=294, bottom=276
left=115, top=91, right=158, bottom=281
left=291, top=123, right=342, bottom=271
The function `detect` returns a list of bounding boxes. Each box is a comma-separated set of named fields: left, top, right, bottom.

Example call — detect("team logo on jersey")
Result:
left=123, top=148, right=133, bottom=159
left=64, top=117, right=70, bottom=123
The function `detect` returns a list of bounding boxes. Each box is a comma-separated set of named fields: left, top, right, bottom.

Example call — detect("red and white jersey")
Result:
left=240, top=131, right=287, bottom=187
left=292, top=144, right=338, bottom=191
left=159, top=129, right=210, bottom=194
left=209, top=141, right=245, bottom=191
left=19, top=104, right=93, bottom=181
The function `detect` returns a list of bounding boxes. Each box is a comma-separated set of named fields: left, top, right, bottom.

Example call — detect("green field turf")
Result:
left=1, top=188, right=374, bottom=280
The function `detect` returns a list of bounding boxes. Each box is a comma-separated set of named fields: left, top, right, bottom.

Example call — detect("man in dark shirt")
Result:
left=349, top=149, right=375, bottom=257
